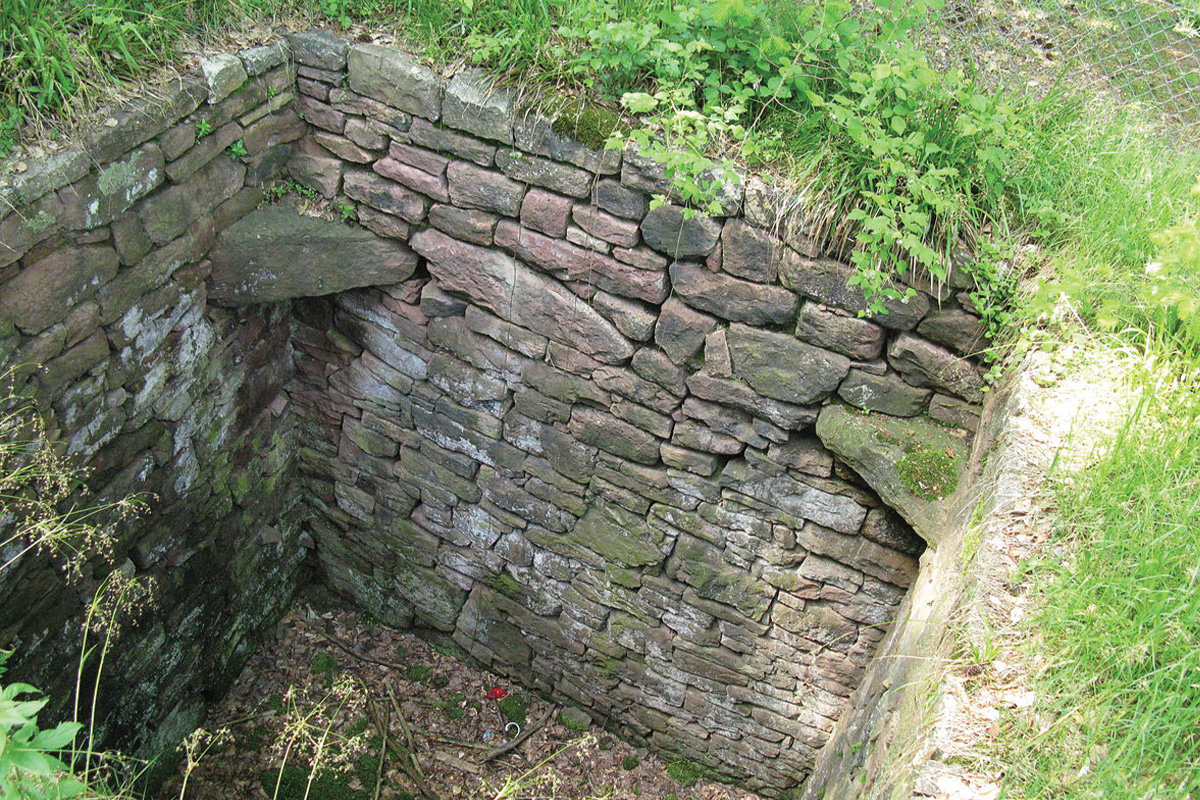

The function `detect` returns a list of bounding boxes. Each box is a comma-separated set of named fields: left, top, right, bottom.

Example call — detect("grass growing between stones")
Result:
left=991, top=332, right=1200, bottom=799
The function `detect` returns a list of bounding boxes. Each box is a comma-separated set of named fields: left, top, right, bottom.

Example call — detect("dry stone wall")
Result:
left=0, top=43, right=310, bottom=758
left=260, top=32, right=988, bottom=795
left=0, top=29, right=987, bottom=793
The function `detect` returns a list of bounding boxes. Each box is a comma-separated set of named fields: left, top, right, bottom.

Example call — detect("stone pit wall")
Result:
left=0, top=29, right=988, bottom=793
left=265, top=32, right=989, bottom=795
left=0, top=43, right=309, bottom=757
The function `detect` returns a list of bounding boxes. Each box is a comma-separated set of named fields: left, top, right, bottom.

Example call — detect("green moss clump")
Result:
left=667, top=757, right=710, bottom=788
left=485, top=572, right=524, bottom=600
left=259, top=764, right=369, bottom=800
left=621, top=755, right=640, bottom=771
left=550, top=100, right=626, bottom=151
left=405, top=664, right=433, bottom=683
left=897, top=446, right=960, bottom=500
left=310, top=651, right=339, bottom=675
left=498, top=693, right=528, bottom=725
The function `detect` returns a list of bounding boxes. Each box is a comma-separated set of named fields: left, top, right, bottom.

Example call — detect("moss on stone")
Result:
left=896, top=446, right=959, bottom=500
left=550, top=100, right=626, bottom=150
left=483, top=571, right=524, bottom=600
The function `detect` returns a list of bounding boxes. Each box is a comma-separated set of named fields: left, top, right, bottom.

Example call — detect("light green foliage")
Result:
left=1000, top=336, right=1200, bottom=799
left=195, top=119, right=214, bottom=139
left=227, top=138, right=248, bottom=159
left=0, top=653, right=86, bottom=799
left=334, top=197, right=358, bottom=223
left=560, top=0, right=1020, bottom=308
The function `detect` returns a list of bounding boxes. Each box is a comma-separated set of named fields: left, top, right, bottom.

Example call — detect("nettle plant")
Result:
left=562, top=0, right=1022, bottom=312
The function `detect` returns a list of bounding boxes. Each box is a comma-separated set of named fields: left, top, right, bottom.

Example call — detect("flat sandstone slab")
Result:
left=208, top=205, right=418, bottom=304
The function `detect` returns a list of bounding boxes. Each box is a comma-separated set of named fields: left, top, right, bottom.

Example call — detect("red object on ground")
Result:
left=485, top=687, right=508, bottom=700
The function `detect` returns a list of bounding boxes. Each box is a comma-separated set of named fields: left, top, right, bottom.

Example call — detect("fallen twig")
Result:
left=476, top=707, right=555, bottom=765
left=363, top=683, right=439, bottom=800
left=372, top=706, right=390, bottom=800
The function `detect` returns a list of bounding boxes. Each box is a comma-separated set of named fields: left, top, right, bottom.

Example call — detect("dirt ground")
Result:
left=157, top=594, right=761, bottom=800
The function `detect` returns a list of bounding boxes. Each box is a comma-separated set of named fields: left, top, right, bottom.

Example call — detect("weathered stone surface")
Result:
left=686, top=374, right=818, bottom=431
left=916, top=307, right=985, bottom=355
left=245, top=111, right=307, bottom=156
left=815, top=402, right=966, bottom=545
left=443, top=71, right=514, bottom=144
left=570, top=504, right=666, bottom=568
left=594, top=179, right=647, bottom=220
left=573, top=205, right=640, bottom=247
left=429, top=204, right=496, bottom=245
left=779, top=251, right=930, bottom=330
left=374, top=156, right=450, bottom=202
left=288, top=30, right=350, bottom=70
left=861, top=507, right=924, bottom=556
left=887, top=333, right=983, bottom=403
left=521, top=189, right=572, bottom=238
left=569, top=405, right=660, bottom=465
left=670, top=261, right=797, bottom=325
left=631, top=348, right=687, bottom=396
left=167, top=120, right=243, bottom=182
left=660, top=443, right=720, bottom=476
left=357, top=207, right=411, bottom=240
left=201, top=54, right=247, bottom=104
left=59, top=143, right=164, bottom=230
left=726, top=324, right=849, bottom=405
left=344, top=167, right=427, bottom=224
left=513, top=114, right=622, bottom=175
left=766, top=436, right=834, bottom=477
left=314, top=131, right=376, bottom=163
left=239, top=41, right=289, bottom=75
left=286, top=137, right=343, bottom=199
left=720, top=219, right=779, bottom=282
left=0, top=246, right=119, bottom=333
left=837, top=369, right=932, bottom=417
left=407, top=118, right=494, bottom=166
left=495, top=221, right=667, bottom=304
left=593, top=292, right=656, bottom=342
left=722, top=461, right=867, bottom=534
left=411, top=229, right=632, bottom=363
left=139, top=155, right=244, bottom=244
left=655, top=298, right=717, bottom=365
left=671, top=536, right=774, bottom=621
left=208, top=207, right=418, bottom=304
left=347, top=44, right=442, bottom=120
left=929, top=393, right=980, bottom=432
left=795, top=303, right=885, bottom=361
left=683, top=398, right=775, bottom=449
left=447, top=161, right=524, bottom=217
left=641, top=205, right=721, bottom=258
left=496, top=150, right=593, bottom=198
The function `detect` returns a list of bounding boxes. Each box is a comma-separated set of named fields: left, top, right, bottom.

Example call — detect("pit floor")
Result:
left=157, top=592, right=760, bottom=800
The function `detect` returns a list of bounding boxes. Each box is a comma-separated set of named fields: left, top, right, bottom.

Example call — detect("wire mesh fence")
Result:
left=931, top=0, right=1200, bottom=133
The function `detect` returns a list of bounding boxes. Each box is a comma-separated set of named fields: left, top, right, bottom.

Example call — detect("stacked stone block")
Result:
left=0, top=43, right=308, bottom=757
left=274, top=33, right=986, bottom=794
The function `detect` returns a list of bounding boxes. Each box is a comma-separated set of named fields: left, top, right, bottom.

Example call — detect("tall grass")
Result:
left=1001, top=334, right=1200, bottom=799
